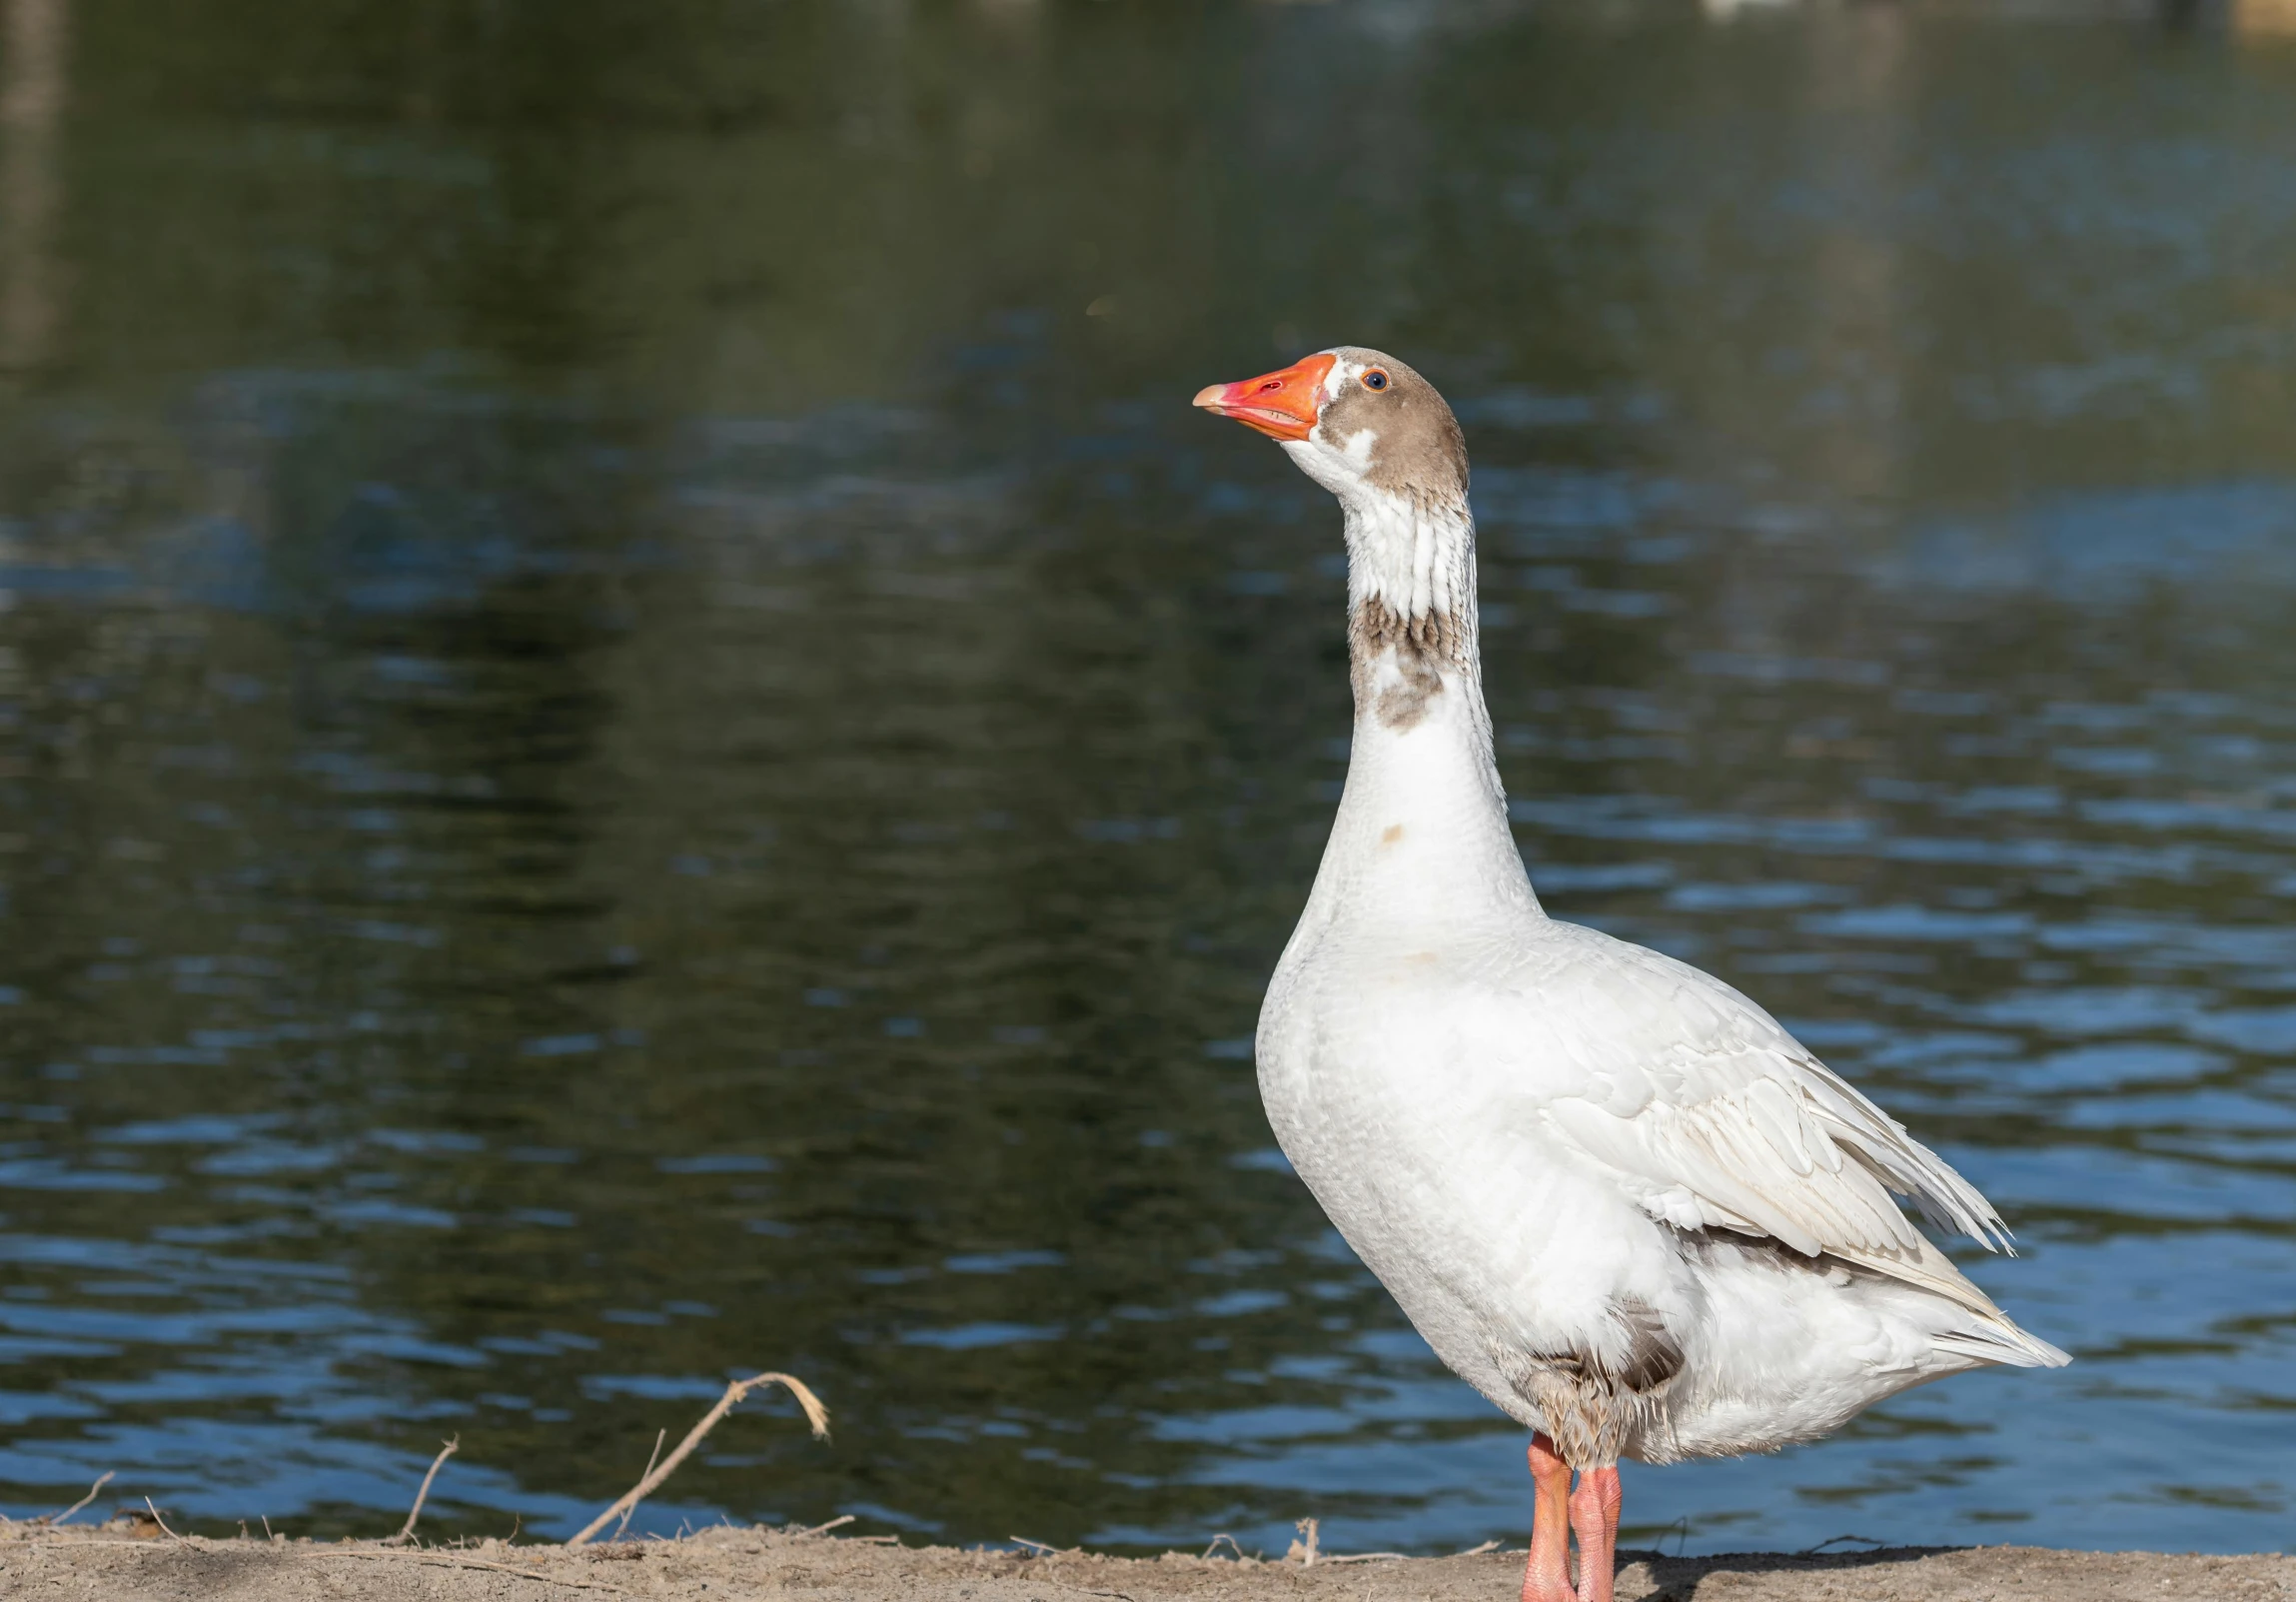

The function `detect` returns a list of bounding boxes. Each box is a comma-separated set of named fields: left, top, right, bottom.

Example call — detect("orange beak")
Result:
left=1191, top=354, right=1336, bottom=443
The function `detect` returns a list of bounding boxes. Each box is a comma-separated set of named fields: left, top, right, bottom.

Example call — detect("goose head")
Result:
left=1194, top=347, right=1482, bottom=733
left=1192, top=346, right=1469, bottom=513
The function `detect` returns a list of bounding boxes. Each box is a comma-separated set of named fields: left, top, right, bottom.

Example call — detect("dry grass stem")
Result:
left=388, top=1436, right=460, bottom=1545
left=1454, top=1539, right=1501, bottom=1557
left=609, top=1432, right=664, bottom=1542
left=142, top=1497, right=182, bottom=1541
left=312, top=1548, right=631, bottom=1593
left=1289, top=1517, right=1320, bottom=1566
left=568, top=1371, right=830, bottom=1548
left=793, top=1515, right=855, bottom=1538
left=1321, top=1551, right=1407, bottom=1564
left=40, top=1472, right=113, bottom=1527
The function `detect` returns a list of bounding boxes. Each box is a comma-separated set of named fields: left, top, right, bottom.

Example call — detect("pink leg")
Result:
left=1521, top=1433, right=1575, bottom=1602
left=1568, top=1464, right=1622, bottom=1602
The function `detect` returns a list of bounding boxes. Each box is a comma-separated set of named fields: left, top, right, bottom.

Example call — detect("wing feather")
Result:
left=1521, top=928, right=2015, bottom=1284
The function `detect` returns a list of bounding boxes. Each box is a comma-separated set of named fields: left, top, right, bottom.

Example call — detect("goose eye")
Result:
left=1361, top=369, right=1390, bottom=392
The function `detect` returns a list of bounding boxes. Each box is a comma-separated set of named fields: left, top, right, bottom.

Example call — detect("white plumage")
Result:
left=1196, top=345, right=2065, bottom=1602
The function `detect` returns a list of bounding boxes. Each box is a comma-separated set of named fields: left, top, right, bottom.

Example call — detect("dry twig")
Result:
left=792, top=1514, right=855, bottom=1538
left=142, top=1497, right=183, bottom=1541
left=1800, top=1533, right=1885, bottom=1554
left=568, top=1371, right=829, bottom=1548
left=388, top=1436, right=460, bottom=1545
left=39, top=1472, right=113, bottom=1527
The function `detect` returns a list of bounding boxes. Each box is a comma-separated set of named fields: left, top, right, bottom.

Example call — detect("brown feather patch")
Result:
left=1349, top=598, right=1469, bottom=731
left=1494, top=1299, right=1684, bottom=1470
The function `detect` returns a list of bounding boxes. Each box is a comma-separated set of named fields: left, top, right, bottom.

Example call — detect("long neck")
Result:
left=1302, top=490, right=1542, bottom=936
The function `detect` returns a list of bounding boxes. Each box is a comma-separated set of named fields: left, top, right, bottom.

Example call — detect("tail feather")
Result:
left=1934, top=1318, right=2071, bottom=1370
left=1834, top=1232, right=2071, bottom=1370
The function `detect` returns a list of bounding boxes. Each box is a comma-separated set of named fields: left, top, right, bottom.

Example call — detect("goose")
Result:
left=1192, top=349, right=2068, bottom=1602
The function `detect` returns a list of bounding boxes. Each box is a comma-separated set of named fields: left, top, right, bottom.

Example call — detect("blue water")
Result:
left=0, top=0, right=2288, bottom=1559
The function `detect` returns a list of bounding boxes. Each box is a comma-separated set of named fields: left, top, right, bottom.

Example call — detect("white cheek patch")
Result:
left=1342, top=427, right=1379, bottom=469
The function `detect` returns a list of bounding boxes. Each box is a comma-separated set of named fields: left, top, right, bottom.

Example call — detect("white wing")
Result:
left=1510, top=923, right=2027, bottom=1325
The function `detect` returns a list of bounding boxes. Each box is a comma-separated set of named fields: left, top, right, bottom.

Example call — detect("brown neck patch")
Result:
left=1350, top=599, right=1470, bottom=731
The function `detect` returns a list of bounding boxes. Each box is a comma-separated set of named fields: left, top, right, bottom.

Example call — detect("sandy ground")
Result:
left=1, top=1523, right=2289, bottom=1602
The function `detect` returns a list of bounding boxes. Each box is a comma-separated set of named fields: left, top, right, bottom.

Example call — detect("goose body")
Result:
left=1194, top=348, right=2066, bottom=1601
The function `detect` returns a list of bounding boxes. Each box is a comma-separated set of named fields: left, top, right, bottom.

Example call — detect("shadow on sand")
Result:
left=1618, top=1543, right=1959, bottom=1599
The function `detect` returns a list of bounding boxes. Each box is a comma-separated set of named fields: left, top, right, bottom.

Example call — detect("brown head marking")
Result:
left=1315, top=347, right=1470, bottom=507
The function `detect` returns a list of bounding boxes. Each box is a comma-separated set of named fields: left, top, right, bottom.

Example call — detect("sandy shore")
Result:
left=2, top=1523, right=2289, bottom=1601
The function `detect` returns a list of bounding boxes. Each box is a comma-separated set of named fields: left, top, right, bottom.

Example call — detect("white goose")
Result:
left=1193, top=349, right=2067, bottom=1602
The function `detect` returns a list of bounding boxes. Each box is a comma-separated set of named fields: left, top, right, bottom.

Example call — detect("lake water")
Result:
left=0, top=0, right=2291, bottom=1560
